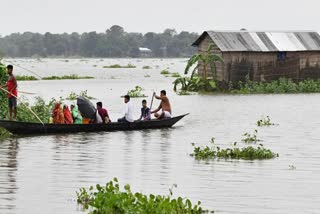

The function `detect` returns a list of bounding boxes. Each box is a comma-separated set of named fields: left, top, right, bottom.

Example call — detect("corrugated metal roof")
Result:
left=193, top=31, right=320, bottom=52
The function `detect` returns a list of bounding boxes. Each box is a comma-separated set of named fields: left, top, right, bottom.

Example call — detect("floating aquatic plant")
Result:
left=77, top=177, right=213, bottom=214
left=191, top=138, right=278, bottom=160
left=257, top=116, right=275, bottom=127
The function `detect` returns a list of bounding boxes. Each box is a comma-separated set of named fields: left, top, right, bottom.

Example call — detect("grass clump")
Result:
left=191, top=138, right=278, bottom=160
left=103, top=64, right=136, bottom=69
left=171, top=72, right=181, bottom=78
left=257, top=116, right=275, bottom=127
left=16, top=75, right=39, bottom=81
left=77, top=177, right=213, bottom=214
left=126, top=86, right=147, bottom=98
left=142, top=65, right=152, bottom=69
left=242, top=130, right=261, bottom=143
left=42, top=74, right=94, bottom=80
left=160, top=69, right=170, bottom=75
left=66, top=90, right=94, bottom=100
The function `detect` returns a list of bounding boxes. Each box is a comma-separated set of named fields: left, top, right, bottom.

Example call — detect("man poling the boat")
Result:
left=151, top=90, right=172, bottom=119
left=0, top=65, right=18, bottom=121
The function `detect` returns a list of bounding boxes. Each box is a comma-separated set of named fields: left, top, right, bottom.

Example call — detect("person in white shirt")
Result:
left=118, top=95, right=134, bottom=123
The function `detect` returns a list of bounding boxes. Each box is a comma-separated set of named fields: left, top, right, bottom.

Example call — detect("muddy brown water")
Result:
left=0, top=58, right=320, bottom=213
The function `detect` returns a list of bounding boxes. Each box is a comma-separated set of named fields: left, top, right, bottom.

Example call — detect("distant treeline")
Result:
left=0, top=25, right=199, bottom=58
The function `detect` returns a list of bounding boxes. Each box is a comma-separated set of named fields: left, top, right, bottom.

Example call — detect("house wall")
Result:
left=197, top=35, right=320, bottom=87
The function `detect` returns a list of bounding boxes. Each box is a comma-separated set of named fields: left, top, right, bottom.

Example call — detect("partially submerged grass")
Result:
left=16, top=75, right=39, bottom=81
left=160, top=69, right=170, bottom=75
left=191, top=138, right=278, bottom=160
left=126, top=86, right=147, bottom=98
left=103, top=64, right=136, bottom=69
left=142, top=65, right=152, bottom=69
left=66, top=90, right=95, bottom=100
left=242, top=129, right=261, bottom=143
left=171, top=72, right=181, bottom=78
left=77, top=177, right=213, bottom=214
left=42, top=75, right=94, bottom=80
left=257, top=116, right=275, bottom=127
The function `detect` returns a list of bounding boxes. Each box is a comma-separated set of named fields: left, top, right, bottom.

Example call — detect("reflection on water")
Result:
left=0, top=139, right=19, bottom=212
left=0, top=59, right=320, bottom=213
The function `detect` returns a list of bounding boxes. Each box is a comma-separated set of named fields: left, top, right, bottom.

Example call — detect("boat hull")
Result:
left=0, top=114, right=188, bottom=135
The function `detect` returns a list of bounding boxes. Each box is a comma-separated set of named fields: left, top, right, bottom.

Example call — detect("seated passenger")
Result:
left=52, top=102, right=65, bottom=124
left=96, top=102, right=111, bottom=123
left=118, top=95, right=134, bottom=123
left=70, top=104, right=82, bottom=124
left=63, top=105, right=73, bottom=124
left=138, top=99, right=151, bottom=121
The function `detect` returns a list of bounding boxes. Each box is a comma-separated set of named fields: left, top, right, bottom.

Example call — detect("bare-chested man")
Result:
left=151, top=90, right=172, bottom=119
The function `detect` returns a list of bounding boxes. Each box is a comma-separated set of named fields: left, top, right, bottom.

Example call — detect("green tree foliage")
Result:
left=0, top=62, right=8, bottom=118
left=0, top=26, right=198, bottom=58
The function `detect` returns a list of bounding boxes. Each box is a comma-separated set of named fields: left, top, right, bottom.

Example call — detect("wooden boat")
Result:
left=0, top=114, right=188, bottom=135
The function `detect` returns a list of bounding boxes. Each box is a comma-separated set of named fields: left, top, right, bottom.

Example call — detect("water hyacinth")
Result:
left=77, top=177, right=214, bottom=214
left=191, top=138, right=278, bottom=160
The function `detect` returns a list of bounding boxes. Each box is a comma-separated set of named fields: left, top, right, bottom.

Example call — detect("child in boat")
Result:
left=138, top=99, right=151, bottom=121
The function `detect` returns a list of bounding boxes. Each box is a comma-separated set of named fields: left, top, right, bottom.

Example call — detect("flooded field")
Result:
left=0, top=58, right=320, bottom=213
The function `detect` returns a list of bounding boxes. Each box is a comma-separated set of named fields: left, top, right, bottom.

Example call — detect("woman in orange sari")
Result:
left=52, top=102, right=65, bottom=124
left=63, top=105, right=73, bottom=124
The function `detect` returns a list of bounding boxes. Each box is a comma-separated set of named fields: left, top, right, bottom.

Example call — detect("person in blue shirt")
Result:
left=138, top=99, right=151, bottom=120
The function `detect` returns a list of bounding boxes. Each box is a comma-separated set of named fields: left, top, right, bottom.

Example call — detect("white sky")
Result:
left=1, top=0, right=320, bottom=35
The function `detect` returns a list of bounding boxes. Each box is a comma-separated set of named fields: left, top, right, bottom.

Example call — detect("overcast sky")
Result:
left=1, top=0, right=320, bottom=35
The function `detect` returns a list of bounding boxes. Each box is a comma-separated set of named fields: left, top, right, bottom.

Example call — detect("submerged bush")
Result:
left=16, top=97, right=57, bottom=123
left=191, top=138, right=278, bottom=160
left=126, top=86, right=147, bottom=98
left=160, top=69, right=170, bottom=75
left=77, top=177, right=213, bottom=214
left=257, top=116, right=275, bottom=127
left=241, top=130, right=261, bottom=143
left=232, top=78, right=320, bottom=94
left=173, top=75, right=217, bottom=94
left=66, top=90, right=95, bottom=100
left=142, top=65, right=152, bottom=69
left=171, top=72, right=181, bottom=78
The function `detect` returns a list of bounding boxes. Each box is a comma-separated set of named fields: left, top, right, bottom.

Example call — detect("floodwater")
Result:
left=0, top=58, right=320, bottom=214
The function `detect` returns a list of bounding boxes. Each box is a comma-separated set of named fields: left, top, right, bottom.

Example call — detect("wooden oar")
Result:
left=18, top=91, right=35, bottom=95
left=0, top=87, right=44, bottom=125
left=149, top=92, right=155, bottom=111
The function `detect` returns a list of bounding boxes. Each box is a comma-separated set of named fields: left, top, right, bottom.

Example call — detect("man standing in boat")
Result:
left=151, top=90, right=172, bottom=119
left=0, top=65, right=18, bottom=121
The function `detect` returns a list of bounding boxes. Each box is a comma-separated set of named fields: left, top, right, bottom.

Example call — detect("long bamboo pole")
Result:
left=0, top=87, right=44, bottom=125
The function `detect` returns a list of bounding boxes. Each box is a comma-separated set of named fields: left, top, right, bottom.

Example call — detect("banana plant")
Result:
left=184, top=44, right=223, bottom=80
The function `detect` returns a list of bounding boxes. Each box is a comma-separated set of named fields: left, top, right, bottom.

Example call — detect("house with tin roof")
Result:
left=192, top=31, right=320, bottom=86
